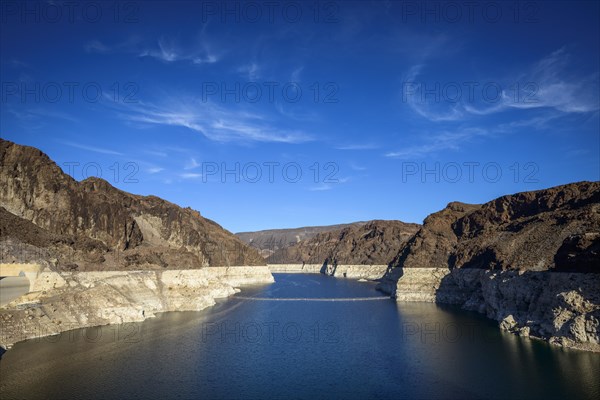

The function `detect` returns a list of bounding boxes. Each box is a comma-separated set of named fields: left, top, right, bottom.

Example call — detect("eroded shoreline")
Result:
left=0, top=266, right=274, bottom=349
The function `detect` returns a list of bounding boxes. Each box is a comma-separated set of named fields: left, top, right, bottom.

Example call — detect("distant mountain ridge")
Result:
left=266, top=220, right=421, bottom=265
left=236, top=222, right=369, bottom=257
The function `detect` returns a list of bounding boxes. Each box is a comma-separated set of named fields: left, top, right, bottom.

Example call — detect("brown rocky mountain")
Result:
left=389, top=181, right=600, bottom=273
left=236, top=222, right=369, bottom=258
left=378, top=182, right=600, bottom=350
left=267, top=220, right=420, bottom=265
left=0, top=139, right=265, bottom=270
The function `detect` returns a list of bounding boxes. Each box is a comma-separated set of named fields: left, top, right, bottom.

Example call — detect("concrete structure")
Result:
left=267, top=264, right=389, bottom=280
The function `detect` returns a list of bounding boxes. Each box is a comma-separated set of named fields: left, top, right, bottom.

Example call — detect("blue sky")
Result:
left=1, top=1, right=599, bottom=232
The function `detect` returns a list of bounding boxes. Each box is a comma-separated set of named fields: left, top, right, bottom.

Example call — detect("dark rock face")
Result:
left=554, top=233, right=600, bottom=273
left=236, top=222, right=369, bottom=258
left=391, top=202, right=481, bottom=270
left=0, top=139, right=265, bottom=270
left=267, top=220, right=420, bottom=265
left=389, top=182, right=600, bottom=273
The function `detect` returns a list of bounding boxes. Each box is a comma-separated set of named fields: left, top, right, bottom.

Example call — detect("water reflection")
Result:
left=1, top=274, right=598, bottom=400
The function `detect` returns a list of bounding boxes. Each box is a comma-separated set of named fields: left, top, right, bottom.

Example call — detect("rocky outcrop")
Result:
left=267, top=220, right=420, bottom=265
left=0, top=266, right=274, bottom=348
left=0, top=139, right=265, bottom=269
left=450, top=181, right=600, bottom=271
left=378, top=181, right=600, bottom=350
left=236, top=222, right=369, bottom=258
left=390, top=202, right=480, bottom=270
left=383, top=267, right=600, bottom=351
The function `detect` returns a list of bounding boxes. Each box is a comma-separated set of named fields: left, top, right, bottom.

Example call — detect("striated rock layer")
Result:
left=0, top=266, right=274, bottom=348
left=379, top=181, right=600, bottom=351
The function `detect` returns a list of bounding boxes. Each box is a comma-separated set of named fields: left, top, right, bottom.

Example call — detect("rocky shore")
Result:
left=377, top=267, right=600, bottom=352
left=0, top=266, right=274, bottom=349
left=377, top=181, right=600, bottom=351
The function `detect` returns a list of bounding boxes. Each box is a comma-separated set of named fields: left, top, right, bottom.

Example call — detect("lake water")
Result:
left=1, top=273, right=599, bottom=399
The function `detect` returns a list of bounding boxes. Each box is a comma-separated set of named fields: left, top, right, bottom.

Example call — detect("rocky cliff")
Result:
left=378, top=181, right=600, bottom=351
left=0, top=139, right=265, bottom=270
left=267, top=220, right=420, bottom=265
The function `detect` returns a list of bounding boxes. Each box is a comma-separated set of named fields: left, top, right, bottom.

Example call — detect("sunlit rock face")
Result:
left=0, top=139, right=265, bottom=270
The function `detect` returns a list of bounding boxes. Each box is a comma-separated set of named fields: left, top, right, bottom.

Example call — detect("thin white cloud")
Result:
left=349, top=163, right=367, bottom=171
left=309, top=176, right=351, bottom=191
left=143, top=149, right=168, bottom=158
left=86, top=35, right=219, bottom=65
left=147, top=167, right=164, bottom=174
left=402, top=64, right=465, bottom=122
left=274, top=101, right=318, bottom=121
left=385, top=113, right=562, bottom=159
left=84, top=40, right=111, bottom=53
left=335, top=143, right=379, bottom=150
left=8, top=59, right=30, bottom=68
left=84, top=36, right=142, bottom=54
left=184, top=157, right=200, bottom=170
left=113, top=97, right=313, bottom=144
left=180, top=172, right=202, bottom=179
left=139, top=37, right=220, bottom=65
left=405, top=48, right=599, bottom=122
left=385, top=128, right=488, bottom=159
left=237, top=62, right=260, bottom=80
left=9, top=108, right=79, bottom=123
left=60, top=141, right=124, bottom=156
left=291, top=66, right=304, bottom=82
left=309, top=183, right=333, bottom=191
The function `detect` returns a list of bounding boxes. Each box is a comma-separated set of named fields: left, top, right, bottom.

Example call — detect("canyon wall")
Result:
left=236, top=222, right=368, bottom=258
left=267, top=220, right=419, bottom=265
left=378, top=181, right=600, bottom=350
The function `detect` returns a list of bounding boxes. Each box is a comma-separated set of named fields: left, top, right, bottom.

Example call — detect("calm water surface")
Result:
left=1, top=273, right=599, bottom=399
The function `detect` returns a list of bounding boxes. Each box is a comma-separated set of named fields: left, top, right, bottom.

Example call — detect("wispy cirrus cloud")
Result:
left=184, top=157, right=201, bottom=170
left=467, top=48, right=599, bottom=115
left=8, top=107, right=79, bottom=123
left=59, top=140, right=124, bottom=156
left=180, top=172, right=203, bottom=179
left=309, top=183, right=333, bottom=191
left=385, top=127, right=488, bottom=159
left=404, top=48, right=599, bottom=122
left=147, top=167, right=164, bottom=174
left=335, top=143, right=379, bottom=150
left=85, top=34, right=220, bottom=65
left=385, top=113, right=562, bottom=159
left=237, top=62, right=260, bottom=80
left=139, top=37, right=219, bottom=64
left=110, top=96, right=313, bottom=144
